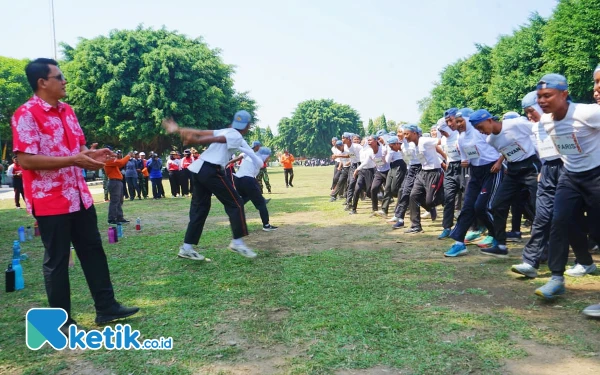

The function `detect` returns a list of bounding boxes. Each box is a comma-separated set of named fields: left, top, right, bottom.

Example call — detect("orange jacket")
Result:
left=279, top=154, right=295, bottom=169
left=104, top=155, right=131, bottom=180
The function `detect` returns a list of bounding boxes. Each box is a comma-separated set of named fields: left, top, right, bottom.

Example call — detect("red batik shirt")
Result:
left=11, top=96, right=93, bottom=216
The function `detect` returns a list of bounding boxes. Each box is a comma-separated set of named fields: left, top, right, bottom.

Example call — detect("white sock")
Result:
left=232, top=238, right=244, bottom=246
left=183, top=243, right=194, bottom=251
left=455, top=241, right=464, bottom=246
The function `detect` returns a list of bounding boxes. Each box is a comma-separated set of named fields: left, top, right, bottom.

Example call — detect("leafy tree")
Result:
left=0, top=57, right=30, bottom=155
left=373, top=114, right=388, bottom=132
left=61, top=26, right=255, bottom=154
left=366, top=118, right=376, bottom=135
left=275, top=99, right=362, bottom=158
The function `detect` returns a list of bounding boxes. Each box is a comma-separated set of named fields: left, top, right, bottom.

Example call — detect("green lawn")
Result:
left=0, top=166, right=599, bottom=375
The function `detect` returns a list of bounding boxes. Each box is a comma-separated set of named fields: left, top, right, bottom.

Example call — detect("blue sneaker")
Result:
left=464, top=230, right=483, bottom=243
left=438, top=228, right=451, bottom=240
left=475, top=236, right=496, bottom=249
left=480, top=244, right=508, bottom=258
left=444, top=243, right=467, bottom=257
left=392, top=219, right=405, bottom=230
left=535, top=278, right=565, bottom=300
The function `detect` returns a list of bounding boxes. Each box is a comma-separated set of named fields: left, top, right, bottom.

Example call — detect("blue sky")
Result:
left=2, top=0, right=557, bottom=132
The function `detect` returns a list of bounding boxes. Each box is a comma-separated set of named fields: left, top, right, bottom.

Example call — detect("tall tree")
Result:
left=373, top=114, right=388, bottom=132
left=61, top=26, right=256, bottom=153
left=366, top=118, right=376, bottom=135
left=0, top=57, right=30, bottom=155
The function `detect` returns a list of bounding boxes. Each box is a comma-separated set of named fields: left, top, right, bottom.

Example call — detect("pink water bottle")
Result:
left=108, top=227, right=116, bottom=244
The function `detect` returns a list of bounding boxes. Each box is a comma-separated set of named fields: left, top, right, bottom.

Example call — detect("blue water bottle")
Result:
left=18, top=226, right=26, bottom=242
left=117, top=223, right=123, bottom=238
left=12, top=241, right=21, bottom=260
left=12, top=259, right=24, bottom=290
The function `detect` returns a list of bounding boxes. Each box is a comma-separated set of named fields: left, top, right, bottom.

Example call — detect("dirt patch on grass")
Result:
left=335, top=366, right=409, bottom=375
left=55, top=357, right=112, bottom=375
left=502, top=337, right=600, bottom=375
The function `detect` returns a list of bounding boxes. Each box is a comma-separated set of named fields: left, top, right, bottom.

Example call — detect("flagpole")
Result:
left=50, top=0, right=57, bottom=59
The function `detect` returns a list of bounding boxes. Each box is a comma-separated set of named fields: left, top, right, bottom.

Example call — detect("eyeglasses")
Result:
left=46, top=74, right=66, bottom=81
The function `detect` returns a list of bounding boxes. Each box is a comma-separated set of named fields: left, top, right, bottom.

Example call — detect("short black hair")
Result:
left=25, top=58, right=58, bottom=91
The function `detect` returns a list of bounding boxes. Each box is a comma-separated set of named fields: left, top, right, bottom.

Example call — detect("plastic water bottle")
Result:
left=136, top=217, right=141, bottom=231
left=34, top=221, right=40, bottom=236
left=26, top=226, right=33, bottom=241
left=69, top=247, right=75, bottom=268
left=18, top=226, right=26, bottom=242
left=5, top=263, right=15, bottom=292
left=108, top=227, right=115, bottom=244
left=117, top=223, right=123, bottom=238
left=12, top=241, right=21, bottom=261
left=12, top=259, right=24, bottom=290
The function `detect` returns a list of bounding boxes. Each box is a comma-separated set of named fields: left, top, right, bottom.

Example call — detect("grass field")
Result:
left=0, top=166, right=599, bottom=375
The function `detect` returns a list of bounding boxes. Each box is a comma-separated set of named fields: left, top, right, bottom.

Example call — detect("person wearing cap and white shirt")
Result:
left=403, top=124, right=447, bottom=233
left=444, top=109, right=503, bottom=257
left=438, top=112, right=464, bottom=240
left=230, top=146, right=278, bottom=232
left=330, top=137, right=342, bottom=191
left=471, top=109, right=541, bottom=259
left=330, top=140, right=351, bottom=201
left=252, top=141, right=272, bottom=194
left=162, top=110, right=262, bottom=259
left=532, top=73, right=600, bottom=301
left=382, top=135, right=407, bottom=216
left=369, top=129, right=391, bottom=217
left=336, top=133, right=362, bottom=210
left=348, top=135, right=378, bottom=214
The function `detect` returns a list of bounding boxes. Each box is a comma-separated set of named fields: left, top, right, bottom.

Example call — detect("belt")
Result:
left=108, top=178, right=122, bottom=181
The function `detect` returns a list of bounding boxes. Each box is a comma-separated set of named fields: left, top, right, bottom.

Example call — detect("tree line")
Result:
left=418, top=0, right=600, bottom=129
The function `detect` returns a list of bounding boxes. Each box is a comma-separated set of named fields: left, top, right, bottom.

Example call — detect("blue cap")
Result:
left=387, top=136, right=400, bottom=144
left=521, top=91, right=538, bottom=109
left=444, top=108, right=458, bottom=118
left=403, top=124, right=419, bottom=133
left=251, top=141, right=261, bottom=148
left=332, top=137, right=338, bottom=141
left=469, top=109, right=494, bottom=125
left=537, top=74, right=568, bottom=91
left=502, top=111, right=520, bottom=120
left=257, top=147, right=271, bottom=156
left=232, top=110, right=252, bottom=130
left=335, top=140, right=343, bottom=146
left=375, top=129, right=387, bottom=138
left=455, top=108, right=474, bottom=118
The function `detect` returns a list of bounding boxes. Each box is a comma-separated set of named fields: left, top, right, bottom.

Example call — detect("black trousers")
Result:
left=548, top=165, right=600, bottom=276
left=184, top=162, right=248, bottom=244
left=409, top=169, right=444, bottom=228
left=126, top=176, right=140, bottom=200
left=35, top=204, right=116, bottom=319
left=235, top=176, right=270, bottom=226
left=450, top=163, right=503, bottom=242
left=180, top=168, right=191, bottom=196
left=168, top=170, right=181, bottom=197
left=138, top=173, right=148, bottom=198
left=284, top=168, right=294, bottom=186
left=13, top=176, right=25, bottom=208
left=331, top=164, right=341, bottom=190
left=345, top=163, right=359, bottom=205
left=442, top=161, right=462, bottom=229
left=371, top=170, right=390, bottom=211
left=331, top=167, right=349, bottom=198
left=522, top=159, right=563, bottom=268
left=383, top=160, right=407, bottom=213
left=150, top=177, right=165, bottom=198
left=352, top=168, right=375, bottom=210
left=490, top=155, right=541, bottom=246
left=394, top=164, right=422, bottom=219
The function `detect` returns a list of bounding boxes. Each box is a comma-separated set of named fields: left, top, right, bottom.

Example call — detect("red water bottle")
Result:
left=135, top=217, right=141, bottom=231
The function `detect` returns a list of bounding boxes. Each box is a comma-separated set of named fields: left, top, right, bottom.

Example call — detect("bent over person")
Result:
left=11, top=58, right=138, bottom=329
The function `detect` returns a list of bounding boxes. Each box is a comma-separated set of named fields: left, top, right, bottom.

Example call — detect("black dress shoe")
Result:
left=95, top=304, right=140, bottom=324
left=60, top=318, right=78, bottom=337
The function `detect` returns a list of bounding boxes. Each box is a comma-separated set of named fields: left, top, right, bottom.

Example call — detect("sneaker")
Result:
left=565, top=263, right=597, bottom=277
left=511, top=263, right=538, bottom=278
left=582, top=303, right=600, bottom=318
left=95, top=303, right=140, bottom=324
left=438, top=228, right=451, bottom=240
left=405, top=226, right=423, bottom=234
left=392, top=219, right=405, bottom=230
left=178, top=246, right=205, bottom=261
left=430, top=207, right=437, bottom=221
left=344, top=205, right=351, bottom=211
left=349, top=210, right=358, bottom=215
left=475, top=236, right=495, bottom=248
left=444, top=243, right=467, bottom=257
left=422, top=211, right=431, bottom=219
left=117, top=218, right=130, bottom=224
left=329, top=196, right=337, bottom=202
left=108, top=220, right=118, bottom=225
left=229, top=241, right=257, bottom=258
left=60, top=318, right=78, bottom=337
left=506, top=231, right=522, bottom=242
left=289, top=183, right=294, bottom=187
left=265, top=198, right=271, bottom=205
left=370, top=210, right=386, bottom=218
left=262, top=224, right=278, bottom=232
left=480, top=245, right=508, bottom=258
left=464, top=230, right=483, bottom=243
left=535, top=278, right=565, bottom=300
left=387, top=216, right=398, bottom=222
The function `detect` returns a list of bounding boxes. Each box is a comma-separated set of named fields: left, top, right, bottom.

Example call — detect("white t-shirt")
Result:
left=486, top=116, right=537, bottom=163
left=345, top=143, right=362, bottom=164
left=385, top=145, right=403, bottom=164
left=403, top=140, right=420, bottom=166
left=541, top=103, right=600, bottom=172
left=458, top=124, right=500, bottom=166
left=441, top=129, right=461, bottom=163
left=371, top=144, right=390, bottom=172
left=188, top=128, right=251, bottom=173
left=332, top=146, right=342, bottom=166
left=531, top=121, right=561, bottom=162
left=356, top=145, right=376, bottom=170
left=235, top=152, right=268, bottom=178
left=416, top=137, right=442, bottom=170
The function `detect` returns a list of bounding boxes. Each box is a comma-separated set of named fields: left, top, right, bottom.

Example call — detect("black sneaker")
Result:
left=404, top=226, right=423, bottom=234
left=392, top=220, right=405, bottom=230
left=506, top=231, right=522, bottom=242
left=117, top=219, right=130, bottom=224
left=108, top=220, right=118, bottom=225
left=289, top=183, right=294, bottom=187
left=349, top=210, right=358, bottom=215
left=329, top=196, right=337, bottom=202
left=95, top=303, right=140, bottom=325
left=262, top=224, right=278, bottom=232
left=480, top=245, right=509, bottom=258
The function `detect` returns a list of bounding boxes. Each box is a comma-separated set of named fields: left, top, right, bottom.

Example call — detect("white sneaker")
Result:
left=387, top=216, right=398, bottom=222
left=511, top=263, right=538, bottom=278
left=422, top=211, right=431, bottom=219
left=565, top=263, right=597, bottom=277
left=178, top=246, right=205, bottom=261
left=229, top=241, right=257, bottom=258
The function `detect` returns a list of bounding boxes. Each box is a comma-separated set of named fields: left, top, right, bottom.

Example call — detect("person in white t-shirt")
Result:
left=532, top=73, right=600, bottom=301
left=330, top=137, right=343, bottom=191
left=330, top=140, right=351, bottom=201
left=471, top=109, right=541, bottom=258
left=382, top=135, right=407, bottom=216
left=348, top=135, right=377, bottom=214
left=163, top=110, right=263, bottom=259
left=404, top=124, right=447, bottom=233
